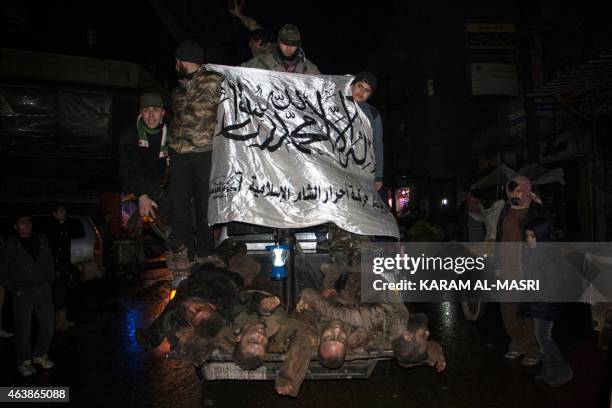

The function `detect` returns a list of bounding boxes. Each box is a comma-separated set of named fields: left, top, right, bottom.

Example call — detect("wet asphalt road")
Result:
left=0, top=267, right=610, bottom=408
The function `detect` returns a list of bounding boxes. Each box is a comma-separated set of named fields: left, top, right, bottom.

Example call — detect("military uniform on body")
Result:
left=297, top=288, right=446, bottom=372
left=170, top=44, right=223, bottom=154
left=243, top=24, right=320, bottom=74
left=168, top=40, right=224, bottom=265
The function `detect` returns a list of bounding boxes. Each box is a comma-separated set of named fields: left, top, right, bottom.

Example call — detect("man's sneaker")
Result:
left=0, top=327, right=13, bottom=338
left=33, top=355, right=55, bottom=369
left=18, top=360, right=37, bottom=376
left=521, top=356, right=540, bottom=367
left=504, top=350, right=524, bottom=360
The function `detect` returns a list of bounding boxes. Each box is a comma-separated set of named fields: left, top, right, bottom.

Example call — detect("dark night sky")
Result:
left=0, top=0, right=394, bottom=84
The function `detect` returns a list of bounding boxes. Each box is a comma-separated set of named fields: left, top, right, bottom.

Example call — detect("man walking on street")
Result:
left=1, top=213, right=56, bottom=376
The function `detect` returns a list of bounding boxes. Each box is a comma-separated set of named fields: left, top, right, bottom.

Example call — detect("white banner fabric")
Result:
left=206, top=64, right=399, bottom=238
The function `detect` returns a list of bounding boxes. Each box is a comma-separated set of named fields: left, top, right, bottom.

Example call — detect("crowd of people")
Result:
left=119, top=9, right=446, bottom=397
left=0, top=5, right=573, bottom=393
left=119, top=6, right=385, bottom=282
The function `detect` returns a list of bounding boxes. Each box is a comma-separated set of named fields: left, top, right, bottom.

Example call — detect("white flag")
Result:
left=206, top=64, right=399, bottom=238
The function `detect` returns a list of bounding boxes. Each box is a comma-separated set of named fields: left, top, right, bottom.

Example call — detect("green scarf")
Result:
left=137, top=116, right=168, bottom=158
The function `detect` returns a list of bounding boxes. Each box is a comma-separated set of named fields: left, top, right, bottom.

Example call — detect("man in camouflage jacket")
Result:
left=229, top=2, right=274, bottom=58
left=168, top=40, right=224, bottom=266
left=242, top=24, right=320, bottom=74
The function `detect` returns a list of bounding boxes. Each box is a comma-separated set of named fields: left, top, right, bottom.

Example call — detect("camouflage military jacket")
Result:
left=242, top=48, right=320, bottom=74
left=266, top=311, right=317, bottom=397
left=239, top=16, right=274, bottom=57
left=298, top=288, right=409, bottom=340
left=231, top=306, right=316, bottom=397
left=169, top=66, right=223, bottom=154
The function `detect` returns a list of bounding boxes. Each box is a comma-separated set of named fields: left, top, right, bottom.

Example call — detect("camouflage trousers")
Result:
left=326, top=224, right=371, bottom=267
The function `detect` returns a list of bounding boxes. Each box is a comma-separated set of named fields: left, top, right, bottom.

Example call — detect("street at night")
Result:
left=1, top=1, right=612, bottom=407
left=0, top=263, right=608, bottom=407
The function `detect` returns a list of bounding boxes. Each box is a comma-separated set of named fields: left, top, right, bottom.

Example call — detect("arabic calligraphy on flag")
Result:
left=206, top=64, right=399, bottom=238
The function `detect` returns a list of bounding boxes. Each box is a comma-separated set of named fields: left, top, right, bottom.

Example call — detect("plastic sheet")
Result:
left=0, top=85, right=113, bottom=157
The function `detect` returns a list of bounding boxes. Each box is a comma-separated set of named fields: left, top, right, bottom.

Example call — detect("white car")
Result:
left=0, top=214, right=105, bottom=281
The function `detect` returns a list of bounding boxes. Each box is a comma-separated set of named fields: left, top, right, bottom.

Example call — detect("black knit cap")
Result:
left=352, top=71, right=378, bottom=94
left=175, top=40, right=204, bottom=64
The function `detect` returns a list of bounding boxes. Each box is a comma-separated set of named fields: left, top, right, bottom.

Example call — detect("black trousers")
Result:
left=52, top=262, right=72, bottom=311
left=168, top=150, right=214, bottom=259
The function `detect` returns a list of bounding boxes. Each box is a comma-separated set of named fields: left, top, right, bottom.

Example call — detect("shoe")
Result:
left=18, top=360, right=37, bottom=376
left=0, top=327, right=13, bottom=338
left=522, top=356, right=540, bottom=367
left=504, top=350, right=524, bottom=360
left=33, top=355, right=55, bottom=369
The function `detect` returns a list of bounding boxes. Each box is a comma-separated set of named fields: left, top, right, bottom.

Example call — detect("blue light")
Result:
left=266, top=244, right=290, bottom=280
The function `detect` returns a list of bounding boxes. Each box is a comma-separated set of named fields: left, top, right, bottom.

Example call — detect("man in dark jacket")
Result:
left=120, top=92, right=188, bottom=269
left=0, top=213, right=56, bottom=376
left=349, top=71, right=384, bottom=195
left=120, top=92, right=169, bottom=220
left=46, top=204, right=75, bottom=331
left=496, top=175, right=550, bottom=366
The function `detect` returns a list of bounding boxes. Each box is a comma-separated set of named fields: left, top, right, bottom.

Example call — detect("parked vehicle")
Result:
left=0, top=215, right=105, bottom=281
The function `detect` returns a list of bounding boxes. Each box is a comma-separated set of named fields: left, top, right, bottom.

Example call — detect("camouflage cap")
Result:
left=140, top=92, right=164, bottom=110
left=277, top=24, right=301, bottom=46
